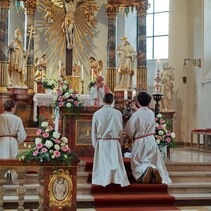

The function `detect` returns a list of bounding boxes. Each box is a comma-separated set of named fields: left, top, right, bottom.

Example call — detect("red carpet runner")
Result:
left=81, top=157, right=179, bottom=211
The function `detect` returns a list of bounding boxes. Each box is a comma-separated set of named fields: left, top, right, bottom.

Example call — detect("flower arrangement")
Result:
left=42, top=78, right=57, bottom=90
left=154, top=113, right=176, bottom=151
left=53, top=80, right=85, bottom=112
left=17, top=121, right=78, bottom=165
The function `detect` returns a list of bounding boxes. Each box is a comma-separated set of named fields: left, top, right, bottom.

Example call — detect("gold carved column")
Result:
left=24, top=0, right=37, bottom=94
left=105, top=4, right=118, bottom=91
left=136, top=0, right=150, bottom=90
left=0, top=0, right=10, bottom=92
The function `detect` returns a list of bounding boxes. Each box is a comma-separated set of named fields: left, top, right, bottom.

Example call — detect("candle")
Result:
left=132, top=90, right=136, bottom=98
left=91, top=69, right=93, bottom=81
left=156, top=59, right=160, bottom=70
left=59, top=60, right=61, bottom=78
left=49, top=67, right=52, bottom=79
left=81, top=64, right=84, bottom=81
left=124, top=89, right=128, bottom=100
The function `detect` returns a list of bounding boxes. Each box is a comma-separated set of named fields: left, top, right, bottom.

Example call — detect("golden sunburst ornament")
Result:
left=39, top=0, right=99, bottom=59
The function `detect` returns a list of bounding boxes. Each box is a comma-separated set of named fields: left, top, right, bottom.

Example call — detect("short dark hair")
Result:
left=103, top=93, right=113, bottom=104
left=137, top=92, right=151, bottom=106
left=4, top=99, right=17, bottom=111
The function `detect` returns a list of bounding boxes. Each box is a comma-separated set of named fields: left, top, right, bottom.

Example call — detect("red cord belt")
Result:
left=0, top=135, right=16, bottom=138
left=97, top=138, right=120, bottom=140
left=133, top=133, right=155, bottom=141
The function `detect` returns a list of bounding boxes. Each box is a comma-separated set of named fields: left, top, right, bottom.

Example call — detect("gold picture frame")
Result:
left=75, top=119, right=92, bottom=146
left=48, top=169, right=73, bottom=208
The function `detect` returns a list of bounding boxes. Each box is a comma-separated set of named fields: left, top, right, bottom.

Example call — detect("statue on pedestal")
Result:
left=89, top=56, right=103, bottom=80
left=115, top=36, right=136, bottom=90
left=8, top=29, right=27, bottom=87
left=34, top=54, right=47, bottom=82
left=160, top=62, right=175, bottom=111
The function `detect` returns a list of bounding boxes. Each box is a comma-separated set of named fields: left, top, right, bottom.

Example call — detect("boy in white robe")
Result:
left=124, top=92, right=172, bottom=184
left=91, top=93, right=130, bottom=187
left=0, top=99, right=27, bottom=183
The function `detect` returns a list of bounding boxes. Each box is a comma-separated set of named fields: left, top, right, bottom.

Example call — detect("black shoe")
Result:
left=142, top=167, right=153, bottom=184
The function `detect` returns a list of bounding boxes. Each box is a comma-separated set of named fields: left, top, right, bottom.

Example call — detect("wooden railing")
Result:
left=0, top=159, right=78, bottom=211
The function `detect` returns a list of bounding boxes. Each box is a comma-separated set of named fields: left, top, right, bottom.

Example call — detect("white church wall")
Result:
left=168, top=0, right=190, bottom=144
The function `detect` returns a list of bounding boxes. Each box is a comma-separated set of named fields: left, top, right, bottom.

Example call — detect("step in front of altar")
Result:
left=3, top=158, right=211, bottom=208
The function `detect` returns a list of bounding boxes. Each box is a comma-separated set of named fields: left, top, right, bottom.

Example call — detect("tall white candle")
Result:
left=49, top=67, right=52, bottom=79
left=81, top=64, right=84, bottom=81
left=124, top=89, right=128, bottom=100
left=58, top=60, right=61, bottom=78
left=91, top=69, right=93, bottom=81
left=156, top=59, right=160, bottom=70
left=132, top=90, right=136, bottom=98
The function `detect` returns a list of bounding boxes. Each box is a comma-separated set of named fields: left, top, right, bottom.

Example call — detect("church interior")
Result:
left=0, top=0, right=211, bottom=210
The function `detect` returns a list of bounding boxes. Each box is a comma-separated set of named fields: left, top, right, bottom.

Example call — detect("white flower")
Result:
left=47, top=81, right=53, bottom=86
left=64, top=155, right=67, bottom=159
left=35, top=138, right=42, bottom=144
left=155, top=123, right=159, bottom=127
left=45, top=140, right=53, bottom=148
left=51, top=155, right=55, bottom=159
left=171, top=132, right=175, bottom=138
left=53, top=131, right=60, bottom=139
left=54, top=144, right=60, bottom=150
left=64, top=80, right=69, bottom=85
left=157, top=114, right=162, bottom=118
left=61, top=137, right=68, bottom=143
left=66, top=103, right=72, bottom=108
left=41, top=122, right=48, bottom=128
left=64, top=92, right=70, bottom=99
left=54, top=95, right=58, bottom=101
left=158, top=130, right=164, bottom=135
left=62, top=85, right=68, bottom=90
left=156, top=139, right=160, bottom=144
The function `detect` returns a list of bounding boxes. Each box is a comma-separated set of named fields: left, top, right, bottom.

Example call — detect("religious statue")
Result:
left=89, top=56, right=103, bottom=80
left=41, top=0, right=98, bottom=58
left=115, top=36, right=136, bottom=90
left=160, top=62, right=175, bottom=111
left=85, top=4, right=99, bottom=26
left=60, top=63, right=66, bottom=79
left=43, top=2, right=55, bottom=23
left=8, top=29, right=27, bottom=87
left=62, top=0, right=82, bottom=49
left=34, top=54, right=47, bottom=82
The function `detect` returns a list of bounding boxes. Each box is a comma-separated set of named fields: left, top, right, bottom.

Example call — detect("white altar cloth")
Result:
left=33, top=93, right=91, bottom=121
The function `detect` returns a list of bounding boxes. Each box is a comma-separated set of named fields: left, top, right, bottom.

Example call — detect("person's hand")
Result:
left=130, top=102, right=139, bottom=112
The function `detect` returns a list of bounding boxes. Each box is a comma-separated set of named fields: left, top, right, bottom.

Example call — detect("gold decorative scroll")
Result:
left=135, top=1, right=150, bottom=17
left=106, top=0, right=150, bottom=17
left=24, top=0, right=37, bottom=15
left=48, top=169, right=73, bottom=208
left=0, top=0, right=10, bottom=9
left=105, top=4, right=118, bottom=19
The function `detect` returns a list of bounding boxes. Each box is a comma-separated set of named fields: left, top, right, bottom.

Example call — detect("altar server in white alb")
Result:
left=91, top=93, right=130, bottom=187
left=0, top=100, right=27, bottom=183
left=125, top=92, right=172, bottom=184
